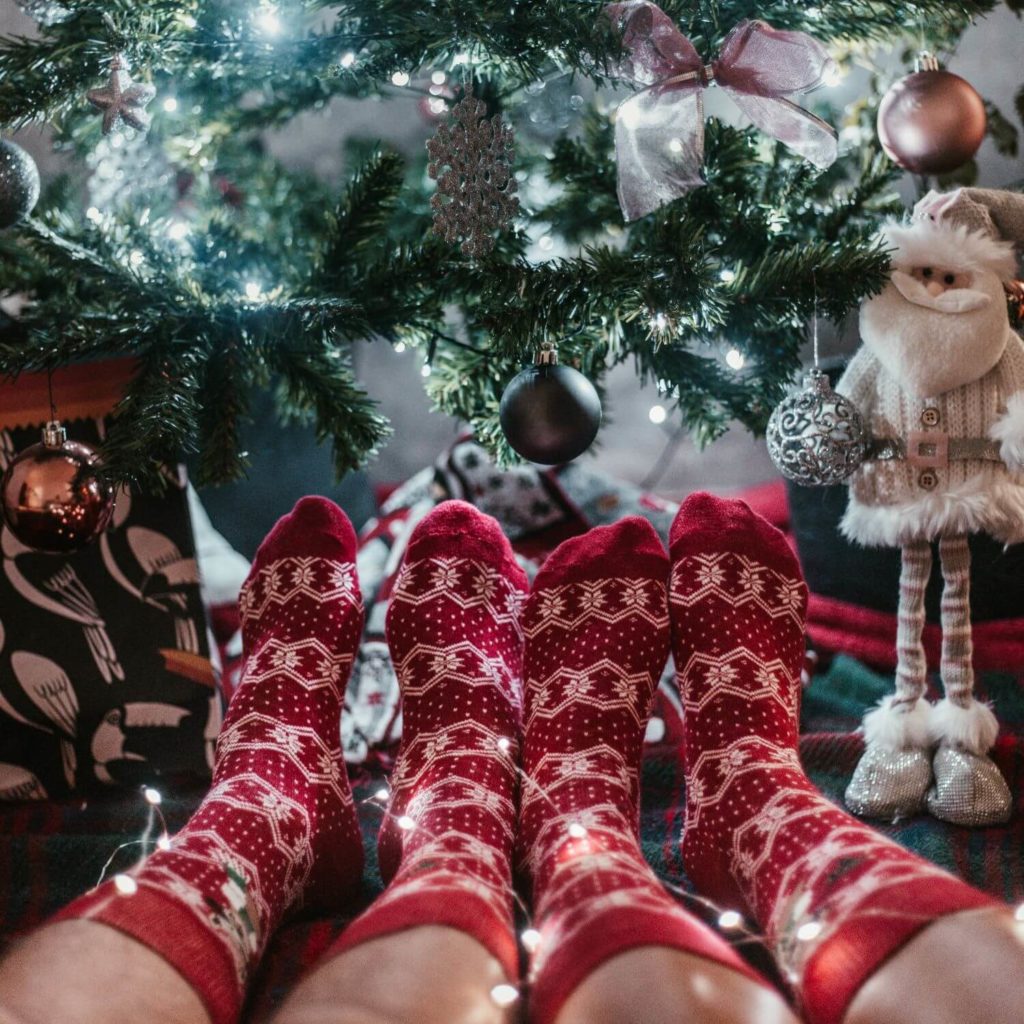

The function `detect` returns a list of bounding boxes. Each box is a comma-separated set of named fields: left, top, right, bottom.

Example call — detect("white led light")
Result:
left=129, top=250, right=144, bottom=267
left=394, top=342, right=406, bottom=353
left=651, top=312, right=668, bottom=331
left=156, top=835, right=172, bottom=851
left=374, top=787, right=390, bottom=801
left=496, top=737, right=512, bottom=752
left=668, top=137, right=684, bottom=153
left=245, top=281, right=262, bottom=300
left=163, top=96, right=179, bottom=113
left=178, top=13, right=197, bottom=29
left=719, top=268, right=736, bottom=283
left=490, top=984, right=519, bottom=1007
left=725, top=348, right=745, bottom=371
left=567, top=823, right=587, bottom=839
left=143, top=787, right=162, bottom=805
left=796, top=921, right=823, bottom=942
left=391, top=71, right=410, bottom=87
left=717, top=910, right=743, bottom=930
left=453, top=52, right=470, bottom=66
left=397, top=815, right=416, bottom=831
left=421, top=364, right=432, bottom=378
left=86, top=206, right=102, bottom=224
left=431, top=70, right=447, bottom=85
left=428, top=97, right=447, bottom=114
left=520, top=928, right=542, bottom=953
left=1015, top=903, right=1024, bottom=922
left=648, top=404, right=667, bottom=425
left=255, top=4, right=282, bottom=35
left=167, top=220, right=190, bottom=241
left=113, top=874, right=138, bottom=895
left=538, top=234, right=554, bottom=251
left=340, top=51, right=356, bottom=69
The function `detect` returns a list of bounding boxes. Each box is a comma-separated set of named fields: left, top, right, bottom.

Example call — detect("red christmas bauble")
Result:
left=1, top=422, right=115, bottom=553
left=877, top=65, right=986, bottom=175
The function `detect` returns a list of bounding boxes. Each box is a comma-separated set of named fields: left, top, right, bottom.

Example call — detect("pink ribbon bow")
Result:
left=604, top=2, right=838, bottom=221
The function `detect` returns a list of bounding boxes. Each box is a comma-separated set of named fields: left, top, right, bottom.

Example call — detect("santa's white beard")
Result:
left=859, top=272, right=1010, bottom=398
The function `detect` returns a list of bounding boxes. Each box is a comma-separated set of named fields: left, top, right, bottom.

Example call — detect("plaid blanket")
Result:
left=2, top=654, right=1022, bottom=1021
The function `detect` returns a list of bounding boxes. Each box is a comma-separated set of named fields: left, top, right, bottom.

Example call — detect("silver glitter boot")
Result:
left=845, top=696, right=933, bottom=821
left=927, top=744, right=1012, bottom=826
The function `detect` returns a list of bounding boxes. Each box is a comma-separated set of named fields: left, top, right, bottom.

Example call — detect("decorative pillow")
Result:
left=0, top=410, right=220, bottom=800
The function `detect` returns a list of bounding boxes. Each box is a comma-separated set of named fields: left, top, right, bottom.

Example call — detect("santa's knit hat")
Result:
left=912, top=187, right=1024, bottom=281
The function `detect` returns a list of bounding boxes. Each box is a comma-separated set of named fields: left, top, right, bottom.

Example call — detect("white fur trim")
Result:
left=991, top=392, right=1024, bottom=471
left=930, top=697, right=1000, bottom=755
left=863, top=696, right=933, bottom=751
left=883, top=219, right=1018, bottom=281
left=841, top=469, right=1024, bottom=546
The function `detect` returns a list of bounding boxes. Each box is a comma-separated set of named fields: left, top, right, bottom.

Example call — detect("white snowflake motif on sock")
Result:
left=738, top=564, right=764, bottom=596
left=705, top=663, right=739, bottom=687
left=430, top=650, right=462, bottom=675
left=577, top=583, right=607, bottom=614
left=537, top=591, right=566, bottom=623
left=776, top=580, right=805, bottom=615
left=331, top=564, right=356, bottom=593
left=564, top=673, right=595, bottom=700
left=260, top=791, right=291, bottom=822
left=430, top=561, right=461, bottom=590
left=271, top=647, right=302, bottom=672
left=696, top=560, right=727, bottom=589
left=290, top=562, right=317, bottom=588
left=270, top=725, right=303, bottom=756
left=471, top=569, right=499, bottom=602
left=556, top=752, right=597, bottom=778
left=620, top=581, right=650, bottom=610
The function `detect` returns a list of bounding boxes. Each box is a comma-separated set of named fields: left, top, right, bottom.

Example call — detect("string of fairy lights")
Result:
left=98, top=732, right=1024, bottom=1013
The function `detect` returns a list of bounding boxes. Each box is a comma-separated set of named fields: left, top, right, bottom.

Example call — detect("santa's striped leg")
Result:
left=927, top=535, right=1011, bottom=826
left=845, top=539, right=933, bottom=820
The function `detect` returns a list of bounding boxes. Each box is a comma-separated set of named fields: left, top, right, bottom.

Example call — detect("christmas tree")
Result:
left=0, top=0, right=1014, bottom=488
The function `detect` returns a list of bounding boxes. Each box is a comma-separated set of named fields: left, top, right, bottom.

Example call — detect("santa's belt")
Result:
left=867, top=434, right=1002, bottom=468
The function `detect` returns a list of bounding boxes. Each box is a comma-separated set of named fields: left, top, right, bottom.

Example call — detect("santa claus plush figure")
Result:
left=841, top=187, right=1024, bottom=827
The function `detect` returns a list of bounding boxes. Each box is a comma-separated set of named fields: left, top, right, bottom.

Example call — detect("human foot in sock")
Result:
left=669, top=492, right=997, bottom=1024
left=51, top=496, right=366, bottom=1024
left=518, top=517, right=778, bottom=1024
left=325, top=500, right=528, bottom=981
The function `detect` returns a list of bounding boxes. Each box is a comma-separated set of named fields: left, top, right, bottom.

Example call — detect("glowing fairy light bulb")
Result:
left=421, top=364, right=432, bottom=378
left=374, top=787, right=390, bottom=802
left=431, top=70, right=447, bottom=85
left=163, top=96, right=179, bottom=113
left=520, top=928, right=542, bottom=953
left=717, top=910, right=743, bottom=930
left=725, top=348, right=746, bottom=371
left=391, top=71, right=410, bottom=87
left=496, top=737, right=512, bottom=753
left=1015, top=903, right=1024, bottom=922
left=143, top=787, right=162, bottom=805
left=567, top=822, right=587, bottom=839
left=397, top=815, right=416, bottom=831
left=167, top=220, right=190, bottom=241
left=796, top=921, right=823, bottom=942
left=394, top=342, right=406, bottom=353
left=490, top=984, right=519, bottom=1007
left=255, top=3, right=282, bottom=35
left=86, top=206, right=102, bottom=224
left=648, top=404, right=667, bottom=424
left=244, top=281, right=262, bottom=300
left=113, top=874, right=138, bottom=895
left=129, top=249, right=144, bottom=268
left=156, top=835, right=172, bottom=852
left=340, top=52, right=356, bottom=69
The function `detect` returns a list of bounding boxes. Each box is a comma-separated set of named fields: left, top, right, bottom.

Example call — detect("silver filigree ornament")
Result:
left=766, top=368, right=868, bottom=486
left=426, top=91, right=519, bottom=258
left=87, top=53, right=157, bottom=136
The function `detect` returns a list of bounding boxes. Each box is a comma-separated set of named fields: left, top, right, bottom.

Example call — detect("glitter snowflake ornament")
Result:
left=426, top=92, right=519, bottom=257
left=87, top=54, right=157, bottom=135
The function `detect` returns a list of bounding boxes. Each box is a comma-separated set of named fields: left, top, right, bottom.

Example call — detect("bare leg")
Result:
left=847, top=907, right=1024, bottom=1024
left=554, top=947, right=799, bottom=1024
left=0, top=920, right=209, bottom=1024
left=273, top=926, right=513, bottom=1024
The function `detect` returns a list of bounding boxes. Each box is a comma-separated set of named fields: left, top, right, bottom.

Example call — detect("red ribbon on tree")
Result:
left=604, top=2, right=839, bottom=221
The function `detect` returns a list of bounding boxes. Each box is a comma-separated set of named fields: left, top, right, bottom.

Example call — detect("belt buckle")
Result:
left=906, top=431, right=949, bottom=469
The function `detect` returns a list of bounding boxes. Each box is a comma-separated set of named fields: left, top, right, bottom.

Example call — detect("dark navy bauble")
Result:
left=0, top=139, right=40, bottom=229
left=499, top=361, right=601, bottom=465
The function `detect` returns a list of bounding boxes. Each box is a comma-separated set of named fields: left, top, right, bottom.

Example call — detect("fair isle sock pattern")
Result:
left=326, top=501, right=527, bottom=980
left=669, top=492, right=996, bottom=1024
left=52, top=498, right=366, bottom=1024
left=518, top=517, right=763, bottom=1024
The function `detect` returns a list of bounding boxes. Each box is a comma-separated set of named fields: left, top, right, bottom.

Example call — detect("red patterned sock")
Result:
left=518, top=517, right=765, bottom=1024
left=326, top=500, right=527, bottom=981
left=51, top=497, right=365, bottom=1024
left=668, top=492, right=997, bottom=1024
